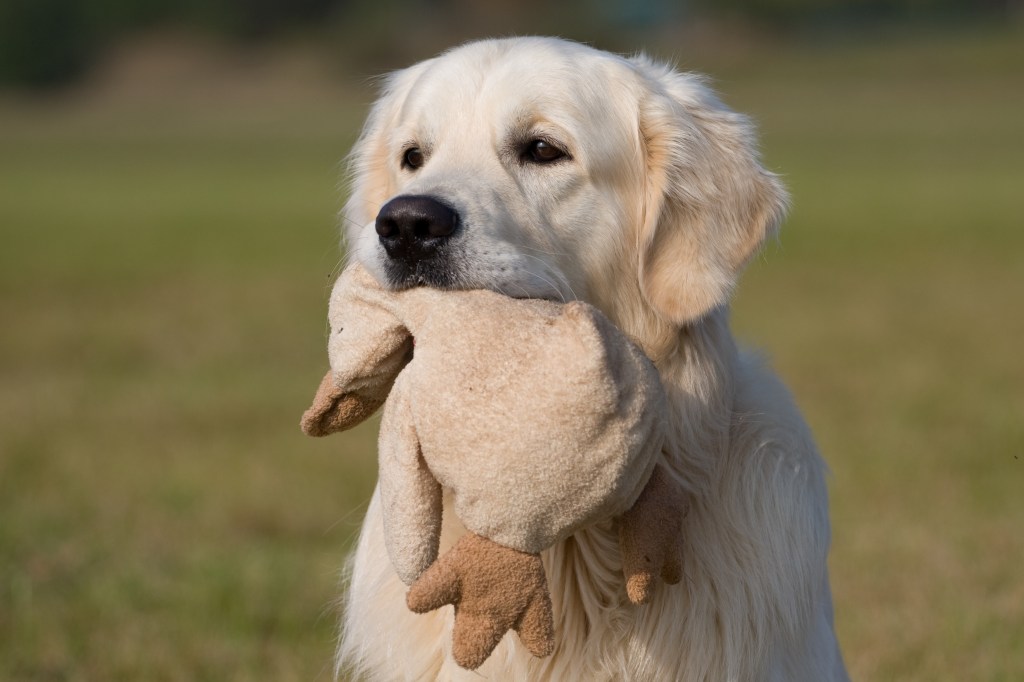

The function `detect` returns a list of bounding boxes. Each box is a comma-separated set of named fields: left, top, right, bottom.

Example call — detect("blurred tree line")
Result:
left=0, top=0, right=1016, bottom=89
left=0, top=0, right=343, bottom=87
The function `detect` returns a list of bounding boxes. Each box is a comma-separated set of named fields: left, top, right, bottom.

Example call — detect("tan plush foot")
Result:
left=406, top=533, right=555, bottom=670
left=619, top=465, right=687, bottom=604
left=516, top=591, right=555, bottom=658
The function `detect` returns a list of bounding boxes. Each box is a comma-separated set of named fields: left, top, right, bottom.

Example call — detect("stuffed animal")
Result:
left=301, top=263, right=686, bottom=670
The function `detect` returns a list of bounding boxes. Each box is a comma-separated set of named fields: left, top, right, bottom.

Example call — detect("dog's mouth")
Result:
left=380, top=247, right=464, bottom=291
left=371, top=223, right=571, bottom=302
left=380, top=253, right=567, bottom=303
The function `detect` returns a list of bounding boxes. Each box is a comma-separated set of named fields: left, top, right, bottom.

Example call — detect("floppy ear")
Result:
left=632, top=58, right=788, bottom=326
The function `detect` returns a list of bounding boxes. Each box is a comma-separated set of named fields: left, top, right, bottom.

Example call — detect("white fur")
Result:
left=335, top=37, right=849, bottom=681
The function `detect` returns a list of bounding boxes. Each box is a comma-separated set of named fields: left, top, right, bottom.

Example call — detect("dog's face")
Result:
left=344, top=37, right=787, bottom=337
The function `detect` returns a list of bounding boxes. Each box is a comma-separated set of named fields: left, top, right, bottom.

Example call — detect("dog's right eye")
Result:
left=402, top=147, right=424, bottom=170
left=522, top=139, right=568, bottom=164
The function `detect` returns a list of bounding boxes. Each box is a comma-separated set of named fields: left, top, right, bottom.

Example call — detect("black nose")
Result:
left=375, top=195, right=458, bottom=262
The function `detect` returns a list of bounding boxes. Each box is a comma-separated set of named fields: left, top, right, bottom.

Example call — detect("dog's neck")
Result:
left=533, top=305, right=739, bottom=649
left=658, top=308, right=738, bottom=498
left=610, top=302, right=738, bottom=499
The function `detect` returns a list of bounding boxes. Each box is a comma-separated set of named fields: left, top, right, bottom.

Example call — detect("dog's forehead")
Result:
left=395, top=39, right=636, bottom=137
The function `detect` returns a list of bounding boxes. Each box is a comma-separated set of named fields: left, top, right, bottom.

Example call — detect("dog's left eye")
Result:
left=402, top=147, right=425, bottom=170
left=523, top=139, right=568, bottom=164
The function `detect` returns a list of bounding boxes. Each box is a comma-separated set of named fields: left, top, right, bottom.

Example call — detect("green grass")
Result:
left=2, top=26, right=1023, bottom=681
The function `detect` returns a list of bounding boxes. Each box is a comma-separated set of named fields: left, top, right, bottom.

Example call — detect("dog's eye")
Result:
left=402, top=147, right=424, bottom=170
left=523, top=139, right=567, bottom=164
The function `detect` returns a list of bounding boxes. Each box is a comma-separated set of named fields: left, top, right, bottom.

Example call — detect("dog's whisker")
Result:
left=519, top=266, right=570, bottom=304
left=504, top=252, right=576, bottom=302
left=535, top=264, right=577, bottom=303
left=504, top=279, right=536, bottom=301
left=336, top=213, right=362, bottom=228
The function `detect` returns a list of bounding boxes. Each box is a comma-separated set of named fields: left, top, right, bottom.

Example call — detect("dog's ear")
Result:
left=632, top=59, right=788, bottom=326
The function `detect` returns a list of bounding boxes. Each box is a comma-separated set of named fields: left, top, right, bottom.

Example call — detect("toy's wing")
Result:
left=300, top=263, right=413, bottom=436
left=300, top=371, right=390, bottom=437
left=378, top=379, right=443, bottom=585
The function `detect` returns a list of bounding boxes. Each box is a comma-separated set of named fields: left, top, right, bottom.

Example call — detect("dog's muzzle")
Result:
left=376, top=195, right=458, bottom=261
left=376, top=195, right=461, bottom=288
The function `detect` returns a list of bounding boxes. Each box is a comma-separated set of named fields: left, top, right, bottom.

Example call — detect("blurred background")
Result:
left=1, top=1, right=1022, bottom=680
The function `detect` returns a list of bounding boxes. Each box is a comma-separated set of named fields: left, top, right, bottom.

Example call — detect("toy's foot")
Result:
left=406, top=533, right=554, bottom=670
left=619, top=465, right=687, bottom=604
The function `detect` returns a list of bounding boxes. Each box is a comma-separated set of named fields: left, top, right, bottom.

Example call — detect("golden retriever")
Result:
left=335, top=37, right=849, bottom=681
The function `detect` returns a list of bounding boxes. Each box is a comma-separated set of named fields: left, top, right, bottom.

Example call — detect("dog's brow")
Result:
left=503, top=117, right=573, bottom=155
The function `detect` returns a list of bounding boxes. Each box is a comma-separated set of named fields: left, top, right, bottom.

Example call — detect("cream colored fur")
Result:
left=335, top=37, right=849, bottom=681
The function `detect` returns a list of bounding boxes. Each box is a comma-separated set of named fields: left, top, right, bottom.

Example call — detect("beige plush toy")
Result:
left=302, top=263, right=685, bottom=670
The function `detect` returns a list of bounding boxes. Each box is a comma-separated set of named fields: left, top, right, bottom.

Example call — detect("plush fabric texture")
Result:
left=618, top=465, right=687, bottom=604
left=309, top=263, right=669, bottom=576
left=406, top=533, right=554, bottom=670
left=300, top=372, right=385, bottom=437
left=302, top=263, right=684, bottom=668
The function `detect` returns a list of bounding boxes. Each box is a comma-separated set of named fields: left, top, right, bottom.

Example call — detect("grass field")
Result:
left=2, top=26, right=1022, bottom=681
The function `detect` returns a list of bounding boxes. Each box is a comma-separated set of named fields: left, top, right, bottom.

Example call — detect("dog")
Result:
left=335, top=37, right=849, bottom=681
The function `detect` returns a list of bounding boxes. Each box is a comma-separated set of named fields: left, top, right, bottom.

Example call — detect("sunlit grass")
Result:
left=1, top=26, right=1022, bottom=681
left=725, top=27, right=1024, bottom=681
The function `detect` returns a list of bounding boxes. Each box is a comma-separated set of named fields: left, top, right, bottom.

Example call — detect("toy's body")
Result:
left=302, top=264, right=684, bottom=669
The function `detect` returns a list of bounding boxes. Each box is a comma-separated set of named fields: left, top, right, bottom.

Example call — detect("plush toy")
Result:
left=301, top=263, right=686, bottom=670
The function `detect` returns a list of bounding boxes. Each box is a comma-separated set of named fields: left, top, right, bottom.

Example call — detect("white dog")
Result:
left=336, top=37, right=849, bottom=681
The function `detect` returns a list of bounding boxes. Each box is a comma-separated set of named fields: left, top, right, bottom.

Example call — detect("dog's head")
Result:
left=343, top=37, right=786, bottom=335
